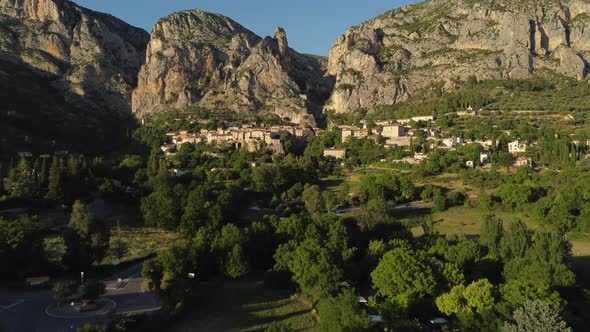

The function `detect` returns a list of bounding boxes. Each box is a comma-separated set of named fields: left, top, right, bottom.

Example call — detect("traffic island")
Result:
left=46, top=299, right=117, bottom=318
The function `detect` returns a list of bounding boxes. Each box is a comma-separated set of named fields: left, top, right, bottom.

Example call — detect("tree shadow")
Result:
left=244, top=308, right=313, bottom=332
left=571, top=255, right=590, bottom=288
left=321, top=178, right=344, bottom=189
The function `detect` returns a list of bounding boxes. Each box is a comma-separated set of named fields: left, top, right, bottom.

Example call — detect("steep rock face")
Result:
left=132, top=10, right=331, bottom=125
left=327, top=0, right=590, bottom=114
left=0, top=0, right=149, bottom=114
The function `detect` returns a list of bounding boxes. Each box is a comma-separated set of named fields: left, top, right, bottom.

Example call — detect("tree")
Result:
left=436, top=279, right=496, bottom=316
left=544, top=195, right=575, bottom=233
left=502, top=300, right=572, bottom=332
left=500, top=279, right=563, bottom=311
left=500, top=220, right=530, bottom=260
left=141, top=183, right=180, bottom=229
left=302, top=184, right=324, bottom=215
left=0, top=216, right=44, bottom=276
left=39, top=156, right=49, bottom=190
left=157, top=241, right=200, bottom=279
left=371, top=247, right=436, bottom=308
left=52, top=280, right=79, bottom=303
left=209, top=223, right=249, bottom=278
left=358, top=198, right=387, bottom=231
left=224, top=244, right=249, bottom=279
left=432, top=192, right=448, bottom=212
left=180, top=186, right=208, bottom=237
left=274, top=221, right=354, bottom=304
left=400, top=177, right=415, bottom=201
left=8, top=158, right=34, bottom=199
left=63, top=201, right=110, bottom=269
left=480, top=214, right=503, bottom=256
left=497, top=151, right=515, bottom=167
left=428, top=238, right=481, bottom=268
left=147, top=147, right=162, bottom=179
left=82, top=280, right=106, bottom=303
left=479, top=191, right=493, bottom=211
left=45, top=157, right=65, bottom=201
left=142, top=259, right=164, bottom=292
left=498, top=184, right=532, bottom=210
left=317, top=288, right=372, bottom=332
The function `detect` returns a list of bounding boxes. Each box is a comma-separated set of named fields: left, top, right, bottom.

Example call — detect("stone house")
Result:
left=323, top=148, right=347, bottom=159
left=514, top=157, right=532, bottom=168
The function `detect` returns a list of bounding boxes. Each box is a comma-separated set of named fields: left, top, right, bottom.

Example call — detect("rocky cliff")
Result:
left=132, top=10, right=332, bottom=126
left=326, top=0, right=590, bottom=114
left=0, top=0, right=149, bottom=114
left=0, top=0, right=149, bottom=152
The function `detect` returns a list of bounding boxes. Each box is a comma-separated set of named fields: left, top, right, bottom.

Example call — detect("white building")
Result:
left=480, top=151, right=490, bottom=164
left=508, top=140, right=528, bottom=154
left=442, top=137, right=465, bottom=149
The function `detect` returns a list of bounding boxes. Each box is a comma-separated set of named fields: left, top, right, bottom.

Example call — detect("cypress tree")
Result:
left=46, top=157, right=65, bottom=202
left=33, top=158, right=40, bottom=194
left=147, top=148, right=161, bottom=178
left=8, top=158, right=34, bottom=199
left=0, top=162, right=3, bottom=196
left=39, top=156, right=49, bottom=189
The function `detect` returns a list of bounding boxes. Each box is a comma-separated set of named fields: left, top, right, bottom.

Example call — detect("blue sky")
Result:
left=72, top=0, right=417, bottom=56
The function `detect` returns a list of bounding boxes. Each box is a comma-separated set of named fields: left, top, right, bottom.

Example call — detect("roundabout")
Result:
left=45, top=299, right=117, bottom=319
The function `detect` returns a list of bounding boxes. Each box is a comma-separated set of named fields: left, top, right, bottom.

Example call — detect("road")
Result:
left=334, top=201, right=433, bottom=216
left=0, top=263, right=160, bottom=332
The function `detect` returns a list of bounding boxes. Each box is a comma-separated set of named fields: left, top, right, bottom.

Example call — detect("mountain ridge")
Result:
left=2, top=0, right=590, bottom=152
left=325, top=0, right=590, bottom=114
left=131, top=9, right=332, bottom=126
left=0, top=0, right=149, bottom=153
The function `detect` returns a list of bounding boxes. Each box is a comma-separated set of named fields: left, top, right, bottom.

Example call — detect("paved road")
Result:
left=0, top=263, right=160, bottom=332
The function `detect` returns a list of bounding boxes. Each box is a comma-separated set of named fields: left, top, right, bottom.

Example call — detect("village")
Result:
left=162, top=111, right=549, bottom=170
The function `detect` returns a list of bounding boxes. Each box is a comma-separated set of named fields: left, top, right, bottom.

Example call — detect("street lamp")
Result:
left=80, top=271, right=84, bottom=286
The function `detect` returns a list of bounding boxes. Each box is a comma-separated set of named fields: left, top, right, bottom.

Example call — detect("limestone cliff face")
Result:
left=327, top=0, right=590, bottom=114
left=0, top=0, right=149, bottom=114
left=132, top=11, right=331, bottom=125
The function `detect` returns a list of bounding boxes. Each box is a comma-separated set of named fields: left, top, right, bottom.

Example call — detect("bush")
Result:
left=447, top=191, right=466, bottom=206
left=433, top=193, right=448, bottom=212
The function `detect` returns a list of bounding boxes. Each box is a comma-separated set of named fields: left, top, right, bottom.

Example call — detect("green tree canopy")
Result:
left=63, top=201, right=110, bottom=269
left=480, top=214, right=503, bottom=256
left=317, top=288, right=372, bottom=332
left=52, top=280, right=79, bottom=303
left=302, top=184, right=324, bottom=215
left=502, top=300, right=572, bottom=332
left=436, top=279, right=496, bottom=316
left=371, top=247, right=437, bottom=308
left=8, top=158, right=35, bottom=199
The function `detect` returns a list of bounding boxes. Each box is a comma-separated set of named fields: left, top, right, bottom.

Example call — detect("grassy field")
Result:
left=101, top=227, right=180, bottom=265
left=171, top=278, right=317, bottom=331
left=432, top=206, right=535, bottom=235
